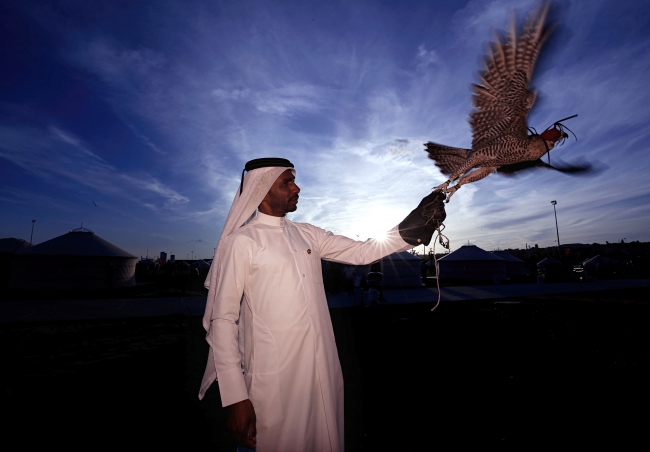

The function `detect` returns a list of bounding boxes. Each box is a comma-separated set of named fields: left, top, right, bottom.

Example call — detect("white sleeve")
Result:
left=311, top=224, right=412, bottom=265
left=205, top=235, right=251, bottom=407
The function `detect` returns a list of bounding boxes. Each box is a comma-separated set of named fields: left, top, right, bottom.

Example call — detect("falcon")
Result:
left=426, top=3, right=586, bottom=202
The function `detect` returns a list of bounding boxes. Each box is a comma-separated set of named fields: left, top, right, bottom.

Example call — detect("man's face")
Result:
left=259, top=169, right=300, bottom=217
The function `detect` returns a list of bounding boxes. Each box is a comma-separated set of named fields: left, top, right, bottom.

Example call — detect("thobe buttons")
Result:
left=307, top=249, right=311, bottom=254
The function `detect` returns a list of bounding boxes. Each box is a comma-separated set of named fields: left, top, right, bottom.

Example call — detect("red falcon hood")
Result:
left=540, top=128, right=565, bottom=142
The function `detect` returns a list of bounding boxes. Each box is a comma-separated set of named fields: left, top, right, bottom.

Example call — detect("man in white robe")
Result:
left=200, top=158, right=446, bottom=451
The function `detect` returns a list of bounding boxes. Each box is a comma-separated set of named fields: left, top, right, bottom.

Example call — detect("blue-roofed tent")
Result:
left=9, top=228, right=137, bottom=290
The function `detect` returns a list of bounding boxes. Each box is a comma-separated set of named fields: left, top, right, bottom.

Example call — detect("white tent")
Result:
left=1, top=238, right=31, bottom=288
left=438, top=245, right=506, bottom=282
left=380, top=251, right=423, bottom=288
left=537, top=257, right=564, bottom=270
left=190, top=259, right=211, bottom=269
left=580, top=255, right=612, bottom=273
left=491, top=250, right=526, bottom=277
left=0, top=237, right=31, bottom=255
left=9, top=227, right=137, bottom=290
left=536, top=257, right=567, bottom=282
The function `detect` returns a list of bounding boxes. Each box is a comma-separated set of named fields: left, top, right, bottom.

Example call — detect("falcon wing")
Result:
left=497, top=157, right=597, bottom=177
left=469, top=3, right=552, bottom=150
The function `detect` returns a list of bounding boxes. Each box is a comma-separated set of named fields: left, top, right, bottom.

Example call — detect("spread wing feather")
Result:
left=469, top=3, right=551, bottom=150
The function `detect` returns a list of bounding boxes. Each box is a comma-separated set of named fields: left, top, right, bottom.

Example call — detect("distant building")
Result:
left=9, top=227, right=137, bottom=290
left=160, top=251, right=167, bottom=264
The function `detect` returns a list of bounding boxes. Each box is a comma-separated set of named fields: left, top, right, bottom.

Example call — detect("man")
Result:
left=200, top=158, right=446, bottom=451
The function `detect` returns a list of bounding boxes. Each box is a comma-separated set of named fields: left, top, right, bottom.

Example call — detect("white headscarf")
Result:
left=202, top=165, right=295, bottom=331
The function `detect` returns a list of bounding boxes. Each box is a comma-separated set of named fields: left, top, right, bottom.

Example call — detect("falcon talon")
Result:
left=433, top=182, right=450, bottom=193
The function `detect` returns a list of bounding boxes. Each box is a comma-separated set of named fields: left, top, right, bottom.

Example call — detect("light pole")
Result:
left=551, top=200, right=560, bottom=256
left=29, top=219, right=36, bottom=246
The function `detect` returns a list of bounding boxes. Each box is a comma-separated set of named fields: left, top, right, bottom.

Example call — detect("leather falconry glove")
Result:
left=398, top=191, right=447, bottom=246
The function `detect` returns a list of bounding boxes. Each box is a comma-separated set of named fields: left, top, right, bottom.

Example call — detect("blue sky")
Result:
left=1, top=0, right=649, bottom=259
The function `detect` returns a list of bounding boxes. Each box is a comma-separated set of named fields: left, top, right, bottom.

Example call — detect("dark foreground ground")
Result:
left=2, top=288, right=649, bottom=450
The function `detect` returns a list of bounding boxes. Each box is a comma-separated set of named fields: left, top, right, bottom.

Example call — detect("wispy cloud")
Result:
left=416, top=45, right=441, bottom=68
left=126, top=123, right=166, bottom=155
left=0, top=187, right=77, bottom=213
left=211, top=88, right=251, bottom=101
left=0, top=125, right=188, bottom=210
left=254, top=84, right=325, bottom=115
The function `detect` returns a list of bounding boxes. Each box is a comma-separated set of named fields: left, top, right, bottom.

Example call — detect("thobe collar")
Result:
left=256, top=211, right=286, bottom=228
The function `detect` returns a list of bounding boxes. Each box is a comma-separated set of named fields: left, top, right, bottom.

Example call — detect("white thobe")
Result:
left=204, top=212, right=411, bottom=452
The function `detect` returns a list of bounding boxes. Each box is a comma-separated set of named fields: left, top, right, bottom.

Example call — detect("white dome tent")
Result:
left=0, top=238, right=31, bottom=288
left=438, top=244, right=507, bottom=283
left=9, top=227, right=137, bottom=290
left=491, top=250, right=526, bottom=278
left=380, top=251, right=423, bottom=288
left=190, top=259, right=211, bottom=269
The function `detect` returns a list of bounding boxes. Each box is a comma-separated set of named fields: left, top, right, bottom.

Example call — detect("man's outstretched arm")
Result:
left=314, top=190, right=447, bottom=264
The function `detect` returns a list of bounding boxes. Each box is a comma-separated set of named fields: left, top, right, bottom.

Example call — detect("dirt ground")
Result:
left=2, top=287, right=649, bottom=450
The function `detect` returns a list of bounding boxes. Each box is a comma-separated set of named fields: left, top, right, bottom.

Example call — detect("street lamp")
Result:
left=29, top=219, right=36, bottom=246
left=551, top=200, right=560, bottom=256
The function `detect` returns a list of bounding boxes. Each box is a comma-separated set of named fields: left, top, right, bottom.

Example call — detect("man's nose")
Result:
left=293, top=183, right=300, bottom=193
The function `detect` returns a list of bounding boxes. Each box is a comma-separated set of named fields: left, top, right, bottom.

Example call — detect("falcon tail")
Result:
left=424, top=142, right=472, bottom=175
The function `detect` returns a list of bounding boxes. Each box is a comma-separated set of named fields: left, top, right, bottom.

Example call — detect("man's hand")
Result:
left=227, top=399, right=257, bottom=449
